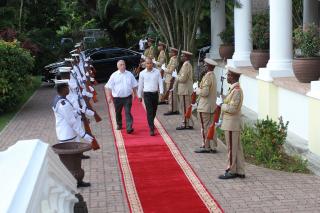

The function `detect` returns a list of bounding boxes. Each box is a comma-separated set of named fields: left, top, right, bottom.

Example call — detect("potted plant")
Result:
left=218, top=25, right=234, bottom=59
left=293, top=23, right=320, bottom=83
left=250, top=12, right=269, bottom=70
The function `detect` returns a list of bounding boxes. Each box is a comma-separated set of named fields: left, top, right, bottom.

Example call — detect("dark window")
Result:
left=91, top=52, right=106, bottom=60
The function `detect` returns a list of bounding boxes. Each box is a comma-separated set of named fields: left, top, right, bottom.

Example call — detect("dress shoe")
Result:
left=163, top=111, right=179, bottom=116
left=77, top=181, right=91, bottom=188
left=236, top=173, right=246, bottom=179
left=176, top=126, right=193, bottom=130
left=210, top=149, right=217, bottom=153
left=116, top=125, right=122, bottom=130
left=218, top=172, right=237, bottom=179
left=150, top=129, right=155, bottom=136
left=80, top=154, right=90, bottom=159
left=194, top=148, right=211, bottom=153
left=127, top=128, right=134, bottom=134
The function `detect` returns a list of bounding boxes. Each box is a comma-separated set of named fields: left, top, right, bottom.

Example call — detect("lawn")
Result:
left=0, top=76, right=41, bottom=132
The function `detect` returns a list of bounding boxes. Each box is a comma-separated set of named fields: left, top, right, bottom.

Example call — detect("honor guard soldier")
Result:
left=174, top=50, right=194, bottom=130
left=218, top=66, right=245, bottom=179
left=143, top=38, right=155, bottom=59
left=194, top=58, right=218, bottom=153
left=155, top=41, right=167, bottom=105
left=163, top=47, right=179, bottom=115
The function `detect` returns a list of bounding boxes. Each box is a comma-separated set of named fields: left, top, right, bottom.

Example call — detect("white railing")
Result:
left=0, top=139, right=78, bottom=213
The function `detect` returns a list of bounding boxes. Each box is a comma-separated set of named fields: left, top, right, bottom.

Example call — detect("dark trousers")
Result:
left=114, top=95, right=133, bottom=130
left=144, top=92, right=158, bottom=130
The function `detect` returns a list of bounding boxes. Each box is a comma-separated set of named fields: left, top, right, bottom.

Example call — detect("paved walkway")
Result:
left=1, top=83, right=320, bottom=213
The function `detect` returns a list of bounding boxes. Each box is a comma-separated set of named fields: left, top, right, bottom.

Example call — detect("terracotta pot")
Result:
left=250, top=50, right=269, bottom=70
left=52, top=142, right=92, bottom=183
left=293, top=57, right=320, bottom=83
left=219, top=45, right=234, bottom=59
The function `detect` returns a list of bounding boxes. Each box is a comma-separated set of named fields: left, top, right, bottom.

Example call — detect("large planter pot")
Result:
left=52, top=142, right=92, bottom=183
left=293, top=57, right=320, bottom=83
left=219, top=45, right=234, bottom=59
left=250, top=50, right=269, bottom=70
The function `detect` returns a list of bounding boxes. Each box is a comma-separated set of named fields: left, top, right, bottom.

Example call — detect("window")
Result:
left=91, top=52, right=106, bottom=60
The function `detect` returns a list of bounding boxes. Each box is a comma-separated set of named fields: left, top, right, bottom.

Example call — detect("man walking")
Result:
left=138, top=57, right=164, bottom=136
left=218, top=67, right=245, bottom=179
left=194, top=58, right=218, bottom=153
left=106, top=60, right=138, bottom=134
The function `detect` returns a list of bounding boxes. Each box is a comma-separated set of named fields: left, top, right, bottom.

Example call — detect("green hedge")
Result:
left=0, top=40, right=35, bottom=113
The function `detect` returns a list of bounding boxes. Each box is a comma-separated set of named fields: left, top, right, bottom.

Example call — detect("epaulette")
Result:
left=61, top=100, right=66, bottom=105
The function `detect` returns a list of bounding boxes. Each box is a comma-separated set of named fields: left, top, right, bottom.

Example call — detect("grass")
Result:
left=0, top=76, right=41, bottom=132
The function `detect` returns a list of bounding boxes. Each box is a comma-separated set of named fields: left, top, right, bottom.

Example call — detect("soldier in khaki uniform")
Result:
left=218, top=66, right=245, bottom=179
left=163, top=47, right=179, bottom=115
left=194, top=58, right=218, bottom=153
left=143, top=38, right=155, bottom=59
left=174, top=50, right=194, bottom=130
left=155, top=41, right=167, bottom=104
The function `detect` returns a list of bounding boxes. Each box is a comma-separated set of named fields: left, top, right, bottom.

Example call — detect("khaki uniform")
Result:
left=157, top=50, right=166, bottom=102
left=164, top=55, right=178, bottom=112
left=176, top=60, right=193, bottom=127
left=197, top=71, right=217, bottom=149
left=221, top=82, right=245, bottom=175
left=144, top=46, right=155, bottom=59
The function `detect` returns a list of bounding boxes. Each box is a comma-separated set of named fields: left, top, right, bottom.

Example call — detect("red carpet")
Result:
left=105, top=90, right=223, bottom=213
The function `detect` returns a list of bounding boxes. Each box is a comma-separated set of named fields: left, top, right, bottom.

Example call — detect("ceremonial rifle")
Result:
left=71, top=70, right=100, bottom=150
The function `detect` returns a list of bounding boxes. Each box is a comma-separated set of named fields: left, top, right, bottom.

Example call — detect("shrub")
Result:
left=0, top=40, right=35, bottom=113
left=241, top=116, right=309, bottom=173
left=252, top=12, right=269, bottom=50
left=293, top=23, right=320, bottom=57
left=218, top=25, right=234, bottom=45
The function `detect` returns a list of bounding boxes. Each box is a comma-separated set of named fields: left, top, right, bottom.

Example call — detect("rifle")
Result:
left=71, top=70, right=100, bottom=150
left=74, top=64, right=102, bottom=123
left=207, top=74, right=225, bottom=140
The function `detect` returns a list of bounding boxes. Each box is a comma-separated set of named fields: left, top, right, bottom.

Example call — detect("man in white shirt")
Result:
left=138, top=57, right=164, bottom=136
left=106, top=60, right=138, bottom=133
left=139, top=37, right=147, bottom=52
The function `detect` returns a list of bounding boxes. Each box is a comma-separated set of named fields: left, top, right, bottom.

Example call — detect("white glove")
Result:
left=85, top=71, right=90, bottom=77
left=172, top=70, right=178, bottom=78
left=90, top=77, right=95, bottom=82
left=88, top=86, right=94, bottom=92
left=196, top=88, right=201, bottom=95
left=83, top=134, right=93, bottom=143
left=152, top=58, right=156, bottom=64
left=141, top=55, right=146, bottom=60
left=82, top=90, right=93, bottom=98
left=193, top=81, right=198, bottom=91
left=216, top=96, right=223, bottom=106
left=161, top=64, right=167, bottom=71
left=85, top=109, right=95, bottom=117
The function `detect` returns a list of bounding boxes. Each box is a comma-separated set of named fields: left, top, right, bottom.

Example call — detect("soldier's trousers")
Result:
left=166, top=82, right=178, bottom=112
left=225, top=131, right=245, bottom=175
left=198, top=112, right=217, bottom=149
left=178, top=95, right=193, bottom=127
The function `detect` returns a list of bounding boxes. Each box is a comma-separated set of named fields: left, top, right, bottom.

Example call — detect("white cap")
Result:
left=74, top=43, right=81, bottom=48
left=204, top=58, right=218, bottom=66
left=65, top=58, right=74, bottom=62
left=69, top=49, right=78, bottom=54
left=58, top=67, right=72, bottom=72
left=181, top=50, right=193, bottom=56
left=54, top=79, right=69, bottom=85
left=71, top=53, right=80, bottom=57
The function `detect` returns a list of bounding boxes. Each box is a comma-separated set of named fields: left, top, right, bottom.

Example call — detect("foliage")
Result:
left=0, top=40, right=35, bottom=113
left=137, top=0, right=206, bottom=52
left=0, top=6, right=17, bottom=29
left=241, top=116, right=309, bottom=173
left=218, top=26, right=234, bottom=45
left=292, top=0, right=303, bottom=30
left=251, top=11, right=269, bottom=50
left=293, top=23, right=320, bottom=57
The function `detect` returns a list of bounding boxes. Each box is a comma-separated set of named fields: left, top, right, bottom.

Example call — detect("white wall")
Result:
left=240, top=75, right=259, bottom=113
left=278, top=88, right=309, bottom=141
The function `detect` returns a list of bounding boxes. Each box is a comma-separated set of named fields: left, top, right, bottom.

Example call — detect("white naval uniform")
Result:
left=52, top=96, right=85, bottom=142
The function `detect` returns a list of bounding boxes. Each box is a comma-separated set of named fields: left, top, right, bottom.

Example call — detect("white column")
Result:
left=208, top=0, right=226, bottom=59
left=303, top=0, right=319, bottom=28
left=227, top=0, right=252, bottom=68
left=257, top=0, right=293, bottom=82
